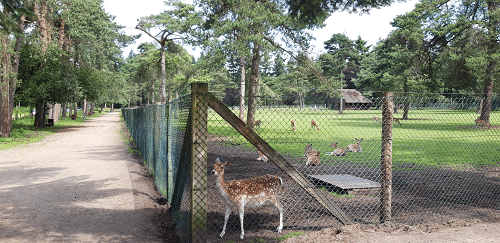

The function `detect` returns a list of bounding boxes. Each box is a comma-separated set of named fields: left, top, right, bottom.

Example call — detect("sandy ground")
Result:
left=1, top=112, right=499, bottom=243
left=282, top=220, right=500, bottom=243
left=0, top=112, right=169, bottom=242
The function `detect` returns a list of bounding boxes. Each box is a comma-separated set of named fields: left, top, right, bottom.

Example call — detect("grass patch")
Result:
left=319, top=187, right=355, bottom=198
left=208, top=108, right=500, bottom=168
left=0, top=109, right=106, bottom=150
left=275, top=231, right=305, bottom=241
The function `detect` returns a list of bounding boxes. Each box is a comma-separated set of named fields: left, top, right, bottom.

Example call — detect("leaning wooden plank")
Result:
left=207, top=92, right=353, bottom=225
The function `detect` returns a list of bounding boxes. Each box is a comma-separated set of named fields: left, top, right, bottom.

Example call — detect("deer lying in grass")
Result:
left=303, top=144, right=321, bottom=166
left=70, top=114, right=77, bottom=120
left=346, top=138, right=363, bottom=153
left=291, top=120, right=297, bottom=131
left=256, top=151, right=269, bottom=162
left=311, top=120, right=320, bottom=130
left=475, top=117, right=490, bottom=127
left=326, top=142, right=346, bottom=156
left=212, top=158, right=283, bottom=239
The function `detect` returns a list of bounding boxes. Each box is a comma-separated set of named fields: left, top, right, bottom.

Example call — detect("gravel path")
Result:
left=0, top=112, right=167, bottom=242
left=1, top=112, right=499, bottom=243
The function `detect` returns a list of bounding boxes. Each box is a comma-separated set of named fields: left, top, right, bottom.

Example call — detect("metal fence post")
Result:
left=380, top=92, right=394, bottom=223
left=190, top=82, right=208, bottom=242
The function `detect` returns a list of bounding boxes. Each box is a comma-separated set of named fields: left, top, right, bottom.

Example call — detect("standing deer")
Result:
left=291, top=120, right=297, bottom=131
left=303, top=144, right=321, bottom=166
left=327, top=142, right=346, bottom=156
left=256, top=150, right=269, bottom=162
left=212, top=158, right=283, bottom=239
left=254, top=120, right=264, bottom=129
left=311, top=120, right=320, bottom=130
left=346, top=138, right=363, bottom=153
left=374, top=116, right=401, bottom=126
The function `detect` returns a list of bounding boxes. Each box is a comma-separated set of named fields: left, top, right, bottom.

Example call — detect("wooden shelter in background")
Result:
left=332, top=89, right=373, bottom=110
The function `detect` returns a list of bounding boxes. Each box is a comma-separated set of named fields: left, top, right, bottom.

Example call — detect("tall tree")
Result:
left=136, top=0, right=199, bottom=103
left=404, top=0, right=499, bottom=124
left=0, top=0, right=30, bottom=137
left=198, top=0, right=317, bottom=130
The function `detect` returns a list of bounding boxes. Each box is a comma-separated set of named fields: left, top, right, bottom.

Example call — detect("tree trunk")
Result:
left=47, top=103, right=54, bottom=119
left=34, top=2, right=51, bottom=54
left=151, top=80, right=155, bottom=104
left=402, top=103, right=410, bottom=120
left=74, top=101, right=78, bottom=117
left=478, top=2, right=498, bottom=125
left=7, top=13, right=26, bottom=135
left=338, top=68, right=344, bottom=114
left=52, top=103, right=60, bottom=123
left=0, top=31, right=12, bottom=137
left=479, top=61, right=494, bottom=124
left=83, top=98, right=87, bottom=117
left=160, top=42, right=167, bottom=104
left=62, top=103, right=67, bottom=119
left=239, top=56, right=246, bottom=121
left=246, top=43, right=260, bottom=131
left=34, top=102, right=46, bottom=128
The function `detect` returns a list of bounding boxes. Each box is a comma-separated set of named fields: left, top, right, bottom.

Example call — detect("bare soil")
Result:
left=0, top=112, right=173, bottom=242
left=1, top=112, right=499, bottom=243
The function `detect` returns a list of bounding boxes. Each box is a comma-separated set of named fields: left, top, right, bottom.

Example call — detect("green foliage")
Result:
left=17, top=43, right=67, bottom=105
left=0, top=110, right=101, bottom=149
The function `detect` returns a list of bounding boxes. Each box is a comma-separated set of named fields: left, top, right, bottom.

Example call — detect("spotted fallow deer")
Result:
left=291, top=120, right=297, bottom=131
left=212, top=158, right=284, bottom=239
left=311, top=120, right=320, bottom=130
left=256, top=150, right=269, bottom=162
left=326, top=142, right=346, bottom=156
left=303, top=144, right=321, bottom=166
left=346, top=138, right=363, bottom=153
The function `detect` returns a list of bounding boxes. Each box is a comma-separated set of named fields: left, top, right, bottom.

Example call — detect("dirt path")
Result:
left=1, top=112, right=499, bottom=243
left=0, top=112, right=168, bottom=242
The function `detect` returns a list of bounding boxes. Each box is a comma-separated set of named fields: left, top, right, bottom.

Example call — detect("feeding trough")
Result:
left=307, top=174, right=381, bottom=195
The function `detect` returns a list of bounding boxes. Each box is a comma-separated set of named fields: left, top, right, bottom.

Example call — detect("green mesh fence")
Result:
left=122, top=95, right=193, bottom=242
left=122, top=86, right=500, bottom=242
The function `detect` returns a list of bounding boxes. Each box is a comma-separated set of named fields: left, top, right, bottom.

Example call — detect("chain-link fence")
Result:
left=121, top=95, right=193, bottom=242
left=123, top=84, right=500, bottom=242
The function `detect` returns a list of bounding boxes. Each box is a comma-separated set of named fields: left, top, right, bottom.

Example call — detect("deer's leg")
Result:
left=238, top=202, right=245, bottom=239
left=274, top=198, right=284, bottom=233
left=220, top=205, right=232, bottom=238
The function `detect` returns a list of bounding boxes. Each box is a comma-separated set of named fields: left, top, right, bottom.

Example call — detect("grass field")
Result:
left=0, top=109, right=107, bottom=150
left=208, top=107, right=500, bottom=168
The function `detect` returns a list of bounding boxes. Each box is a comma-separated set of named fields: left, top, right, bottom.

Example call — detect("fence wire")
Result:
left=121, top=95, right=192, bottom=242
left=123, top=89, right=500, bottom=243
left=206, top=92, right=499, bottom=242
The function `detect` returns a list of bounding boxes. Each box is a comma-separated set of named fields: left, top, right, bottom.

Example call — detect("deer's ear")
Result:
left=215, top=157, right=220, bottom=163
left=224, top=161, right=231, bottom=166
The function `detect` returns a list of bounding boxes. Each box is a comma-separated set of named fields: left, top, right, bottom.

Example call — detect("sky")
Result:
left=102, top=0, right=419, bottom=59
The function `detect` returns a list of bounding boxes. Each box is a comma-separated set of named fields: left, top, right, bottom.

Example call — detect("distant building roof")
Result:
left=342, top=89, right=372, bottom=103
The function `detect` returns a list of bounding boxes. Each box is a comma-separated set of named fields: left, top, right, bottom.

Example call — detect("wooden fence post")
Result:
left=190, top=82, right=208, bottom=242
left=380, top=92, right=394, bottom=223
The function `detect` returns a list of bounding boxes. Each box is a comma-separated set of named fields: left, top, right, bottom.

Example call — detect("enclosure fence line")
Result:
left=122, top=84, right=499, bottom=242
